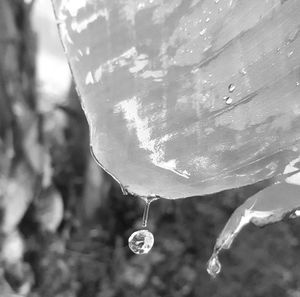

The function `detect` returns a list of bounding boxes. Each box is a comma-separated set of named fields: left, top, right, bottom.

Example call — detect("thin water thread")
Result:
left=142, top=200, right=151, bottom=227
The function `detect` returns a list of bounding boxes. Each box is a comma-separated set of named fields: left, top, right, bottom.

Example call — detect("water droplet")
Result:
left=200, top=28, right=207, bottom=35
left=215, top=0, right=220, bottom=3
left=288, top=50, right=294, bottom=57
left=287, top=28, right=299, bottom=43
left=207, top=254, right=221, bottom=278
left=296, top=82, right=300, bottom=86
left=228, top=84, right=235, bottom=93
left=239, top=68, right=247, bottom=76
left=128, top=230, right=154, bottom=255
left=223, top=96, right=233, bottom=105
left=205, top=17, right=210, bottom=23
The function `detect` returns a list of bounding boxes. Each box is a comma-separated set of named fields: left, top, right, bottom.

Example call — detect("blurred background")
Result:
left=1, top=1, right=300, bottom=296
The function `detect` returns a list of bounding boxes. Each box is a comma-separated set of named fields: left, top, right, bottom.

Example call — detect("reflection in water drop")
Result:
left=128, top=230, right=154, bottom=255
left=228, top=84, right=235, bottom=93
left=207, top=253, right=221, bottom=278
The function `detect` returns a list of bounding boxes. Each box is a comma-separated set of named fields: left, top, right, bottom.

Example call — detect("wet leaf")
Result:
left=52, top=0, right=300, bottom=199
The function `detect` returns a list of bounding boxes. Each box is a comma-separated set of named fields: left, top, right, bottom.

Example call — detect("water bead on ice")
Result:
left=223, top=96, right=233, bottom=105
left=228, top=83, right=236, bottom=93
left=239, top=68, right=247, bottom=76
left=128, top=229, right=154, bottom=255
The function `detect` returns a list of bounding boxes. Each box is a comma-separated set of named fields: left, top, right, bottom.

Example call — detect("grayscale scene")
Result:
left=0, top=0, right=300, bottom=296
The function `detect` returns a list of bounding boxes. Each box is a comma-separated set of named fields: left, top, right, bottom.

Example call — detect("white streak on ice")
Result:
left=114, top=96, right=190, bottom=178
left=71, top=9, right=109, bottom=33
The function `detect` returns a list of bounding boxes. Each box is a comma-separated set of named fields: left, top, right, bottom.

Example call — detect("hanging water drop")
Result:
left=228, top=84, right=235, bottom=93
left=207, top=253, right=221, bottom=278
left=128, top=230, right=154, bottom=255
left=128, top=196, right=159, bottom=254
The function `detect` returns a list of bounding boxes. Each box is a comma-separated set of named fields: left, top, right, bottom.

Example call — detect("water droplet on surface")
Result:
left=297, top=82, right=300, bottom=86
left=207, top=253, right=221, bottom=278
left=228, top=84, right=235, bottom=93
left=239, top=68, right=247, bottom=76
left=287, top=28, right=299, bottom=43
left=128, top=230, right=154, bottom=255
left=200, top=28, right=207, bottom=35
left=288, top=50, right=294, bottom=57
left=223, top=96, right=233, bottom=105
left=205, top=17, right=210, bottom=23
